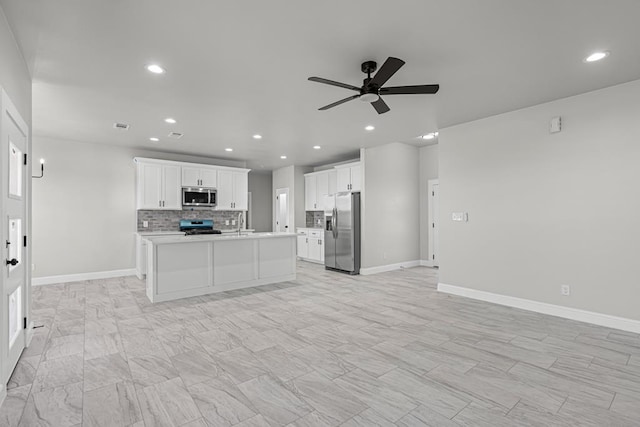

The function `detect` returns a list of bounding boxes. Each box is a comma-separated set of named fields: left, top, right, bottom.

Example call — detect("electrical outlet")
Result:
left=232, top=220, right=236, bottom=225
left=383, top=252, right=387, bottom=260
left=32, top=264, right=35, bottom=271
left=225, top=220, right=230, bottom=225
left=143, top=221, right=149, bottom=228
left=561, top=285, right=571, bottom=296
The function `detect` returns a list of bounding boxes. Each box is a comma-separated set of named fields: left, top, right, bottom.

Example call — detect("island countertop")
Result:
left=144, top=232, right=297, bottom=302
left=143, top=231, right=293, bottom=244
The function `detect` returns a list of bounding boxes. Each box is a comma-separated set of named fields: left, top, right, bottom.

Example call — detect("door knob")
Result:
left=6, top=258, right=18, bottom=266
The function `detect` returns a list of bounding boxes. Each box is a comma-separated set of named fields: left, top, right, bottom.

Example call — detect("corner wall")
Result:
left=439, top=79, right=640, bottom=322
left=419, top=144, right=439, bottom=261
left=248, top=171, right=272, bottom=232
left=361, top=142, right=420, bottom=271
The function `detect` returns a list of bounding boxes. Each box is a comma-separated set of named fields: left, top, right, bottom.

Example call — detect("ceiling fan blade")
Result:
left=371, top=97, right=390, bottom=114
left=368, top=57, right=405, bottom=88
left=380, top=84, right=440, bottom=95
left=308, top=77, right=361, bottom=92
left=319, top=94, right=360, bottom=110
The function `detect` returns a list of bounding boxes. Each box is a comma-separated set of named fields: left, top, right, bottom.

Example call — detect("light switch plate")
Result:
left=142, top=221, right=149, bottom=228
left=452, top=212, right=468, bottom=222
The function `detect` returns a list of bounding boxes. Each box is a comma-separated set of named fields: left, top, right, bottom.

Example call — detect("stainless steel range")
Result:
left=179, top=219, right=222, bottom=235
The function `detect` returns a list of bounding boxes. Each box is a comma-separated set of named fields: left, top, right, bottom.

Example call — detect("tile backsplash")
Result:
left=137, top=210, right=244, bottom=232
left=306, top=211, right=324, bottom=228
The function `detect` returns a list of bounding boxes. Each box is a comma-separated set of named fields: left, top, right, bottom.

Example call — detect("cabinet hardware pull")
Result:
left=6, top=258, right=18, bottom=266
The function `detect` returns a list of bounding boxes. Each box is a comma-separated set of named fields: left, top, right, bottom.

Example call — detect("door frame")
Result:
left=428, top=179, right=439, bottom=267
left=274, top=188, right=290, bottom=233
left=1, top=88, right=31, bottom=400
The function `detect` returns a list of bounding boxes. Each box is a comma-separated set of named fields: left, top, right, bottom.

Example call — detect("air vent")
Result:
left=113, top=122, right=130, bottom=130
left=168, top=132, right=183, bottom=139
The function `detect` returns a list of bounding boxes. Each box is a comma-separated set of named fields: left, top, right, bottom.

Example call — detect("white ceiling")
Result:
left=2, top=0, right=640, bottom=170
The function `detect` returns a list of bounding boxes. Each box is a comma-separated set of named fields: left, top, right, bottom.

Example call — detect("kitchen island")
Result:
left=144, top=232, right=296, bottom=302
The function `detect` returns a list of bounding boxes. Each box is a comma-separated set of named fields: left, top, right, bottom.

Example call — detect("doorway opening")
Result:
left=275, top=188, right=289, bottom=233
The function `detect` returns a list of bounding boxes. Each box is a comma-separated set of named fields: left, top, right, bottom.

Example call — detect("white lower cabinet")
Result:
left=296, top=228, right=324, bottom=264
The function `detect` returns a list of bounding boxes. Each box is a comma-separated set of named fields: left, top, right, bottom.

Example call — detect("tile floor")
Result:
left=1, top=262, right=640, bottom=426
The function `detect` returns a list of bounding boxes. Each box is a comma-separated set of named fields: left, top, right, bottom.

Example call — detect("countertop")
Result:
left=137, top=229, right=255, bottom=236
left=144, top=231, right=295, bottom=244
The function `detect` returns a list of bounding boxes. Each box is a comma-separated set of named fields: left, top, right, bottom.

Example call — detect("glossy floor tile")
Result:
left=1, top=261, right=640, bottom=426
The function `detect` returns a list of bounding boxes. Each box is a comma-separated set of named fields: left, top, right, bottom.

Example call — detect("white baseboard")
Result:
left=32, top=268, right=137, bottom=286
left=420, top=260, right=436, bottom=268
left=26, top=321, right=35, bottom=347
left=360, top=260, right=421, bottom=276
left=438, top=282, right=640, bottom=334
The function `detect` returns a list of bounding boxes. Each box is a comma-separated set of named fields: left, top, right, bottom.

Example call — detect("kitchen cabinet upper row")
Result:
left=134, top=157, right=249, bottom=211
left=304, top=162, right=360, bottom=211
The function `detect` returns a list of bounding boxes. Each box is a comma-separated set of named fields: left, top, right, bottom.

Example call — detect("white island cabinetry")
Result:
left=145, top=233, right=296, bottom=302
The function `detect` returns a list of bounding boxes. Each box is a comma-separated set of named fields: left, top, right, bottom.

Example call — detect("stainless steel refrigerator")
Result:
left=324, top=191, right=360, bottom=274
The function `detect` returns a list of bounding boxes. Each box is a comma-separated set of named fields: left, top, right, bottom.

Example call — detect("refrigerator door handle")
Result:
left=332, top=207, right=338, bottom=239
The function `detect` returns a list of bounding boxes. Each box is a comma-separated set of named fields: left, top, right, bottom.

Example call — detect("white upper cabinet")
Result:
left=135, top=157, right=249, bottom=211
left=305, top=170, right=332, bottom=211
left=217, top=169, right=249, bottom=210
left=136, top=160, right=181, bottom=210
left=182, top=166, right=218, bottom=188
left=335, top=162, right=361, bottom=192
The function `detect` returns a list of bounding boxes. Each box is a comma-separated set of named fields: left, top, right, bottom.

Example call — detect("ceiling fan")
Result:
left=308, top=57, right=439, bottom=114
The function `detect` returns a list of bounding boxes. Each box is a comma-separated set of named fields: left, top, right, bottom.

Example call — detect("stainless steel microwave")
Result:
left=182, top=187, right=217, bottom=208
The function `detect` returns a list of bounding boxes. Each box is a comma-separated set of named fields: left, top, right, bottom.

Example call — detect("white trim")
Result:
left=438, top=283, right=640, bottom=334
left=32, top=269, right=137, bottom=286
left=420, top=260, right=435, bottom=268
left=0, top=384, right=6, bottom=409
left=360, top=260, right=421, bottom=276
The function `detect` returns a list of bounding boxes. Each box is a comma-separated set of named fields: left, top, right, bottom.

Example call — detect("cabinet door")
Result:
left=217, top=170, right=234, bottom=210
left=182, top=167, right=200, bottom=187
left=307, top=237, right=320, bottom=261
left=138, top=163, right=163, bottom=209
left=327, top=169, right=337, bottom=196
left=233, top=171, right=248, bottom=210
left=316, top=172, right=329, bottom=210
left=297, top=234, right=308, bottom=258
left=336, top=167, right=351, bottom=192
left=200, top=168, right=218, bottom=188
left=350, top=165, right=361, bottom=192
left=305, top=175, right=317, bottom=210
left=162, top=165, right=182, bottom=209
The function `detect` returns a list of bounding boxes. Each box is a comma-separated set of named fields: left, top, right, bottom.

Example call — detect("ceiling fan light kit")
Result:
left=308, top=57, right=439, bottom=114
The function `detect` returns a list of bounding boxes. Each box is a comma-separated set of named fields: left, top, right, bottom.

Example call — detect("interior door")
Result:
left=275, top=189, right=289, bottom=233
left=1, top=89, right=29, bottom=385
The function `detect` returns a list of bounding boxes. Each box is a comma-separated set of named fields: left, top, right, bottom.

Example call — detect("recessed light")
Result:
left=584, top=51, right=610, bottom=62
left=280, top=155, right=287, bottom=159
left=253, top=134, right=262, bottom=139
left=225, top=148, right=233, bottom=152
left=164, top=118, right=177, bottom=124
left=365, top=125, right=375, bottom=131
left=421, top=133, right=436, bottom=140
left=146, top=64, right=166, bottom=74
left=149, top=137, right=159, bottom=142
left=313, top=145, right=321, bottom=150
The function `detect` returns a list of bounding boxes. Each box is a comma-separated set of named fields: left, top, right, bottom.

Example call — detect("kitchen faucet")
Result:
left=237, top=212, right=244, bottom=236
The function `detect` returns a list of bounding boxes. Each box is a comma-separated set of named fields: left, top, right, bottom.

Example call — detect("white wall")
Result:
left=248, top=171, right=272, bottom=232
left=31, top=136, right=246, bottom=278
left=419, top=144, right=438, bottom=261
left=362, top=142, right=420, bottom=269
left=439, top=79, right=640, bottom=322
